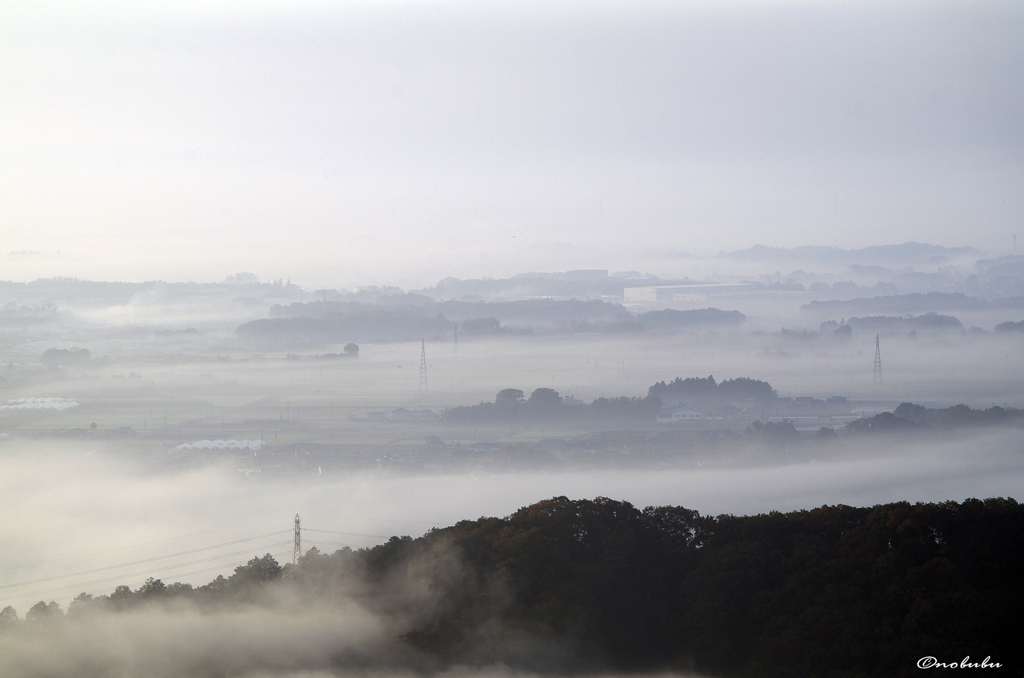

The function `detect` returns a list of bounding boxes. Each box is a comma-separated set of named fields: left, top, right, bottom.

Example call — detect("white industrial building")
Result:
left=0, top=397, right=79, bottom=411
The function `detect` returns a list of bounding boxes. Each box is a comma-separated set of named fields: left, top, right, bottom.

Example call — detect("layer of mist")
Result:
left=2, top=264, right=1022, bottom=676
left=3, top=426, right=1022, bottom=610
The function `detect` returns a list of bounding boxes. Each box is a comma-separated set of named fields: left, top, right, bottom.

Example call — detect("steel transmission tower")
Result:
left=419, top=339, right=428, bottom=392
left=293, top=514, right=301, bottom=566
left=873, top=334, right=882, bottom=385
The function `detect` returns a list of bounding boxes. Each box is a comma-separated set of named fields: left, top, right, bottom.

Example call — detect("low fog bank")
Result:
left=0, top=584, right=707, bottom=678
left=0, top=602, right=390, bottom=678
left=2, top=428, right=1022, bottom=610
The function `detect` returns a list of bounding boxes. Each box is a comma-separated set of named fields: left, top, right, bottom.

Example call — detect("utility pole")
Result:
left=293, top=514, right=301, bottom=566
left=453, top=325, right=458, bottom=352
left=873, top=334, right=883, bottom=385
left=419, top=339, right=428, bottom=392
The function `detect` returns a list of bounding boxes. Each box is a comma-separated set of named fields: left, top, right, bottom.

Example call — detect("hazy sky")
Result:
left=1, top=0, right=1021, bottom=287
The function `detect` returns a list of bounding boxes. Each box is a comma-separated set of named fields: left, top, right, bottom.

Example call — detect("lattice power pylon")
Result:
left=293, top=514, right=301, bottom=566
left=873, top=334, right=883, bottom=385
left=419, top=339, right=428, bottom=392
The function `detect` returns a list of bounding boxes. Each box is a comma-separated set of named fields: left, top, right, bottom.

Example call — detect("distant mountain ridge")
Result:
left=803, top=292, right=1024, bottom=314
left=722, top=242, right=981, bottom=266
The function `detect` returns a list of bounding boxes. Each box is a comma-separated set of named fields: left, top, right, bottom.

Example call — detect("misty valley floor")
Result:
left=3, top=269, right=1024, bottom=677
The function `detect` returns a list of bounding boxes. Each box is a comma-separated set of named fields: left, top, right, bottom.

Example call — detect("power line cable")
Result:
left=0, top=517, right=291, bottom=573
left=5, top=541, right=291, bottom=600
left=299, top=513, right=437, bottom=525
left=100, top=550, right=291, bottom=592
left=3, top=554, right=295, bottom=608
left=302, top=528, right=390, bottom=539
left=0, top=531, right=290, bottom=591
left=2, top=543, right=292, bottom=604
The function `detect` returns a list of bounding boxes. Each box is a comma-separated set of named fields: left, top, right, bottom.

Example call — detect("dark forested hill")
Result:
left=12, top=497, right=1021, bottom=677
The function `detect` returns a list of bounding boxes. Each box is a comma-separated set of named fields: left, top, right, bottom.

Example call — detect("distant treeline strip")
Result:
left=847, top=402, right=1024, bottom=433
left=442, top=388, right=664, bottom=425
left=237, top=299, right=745, bottom=342
left=803, top=291, right=1024, bottom=313
left=647, top=374, right=775, bottom=401
left=442, top=376, right=776, bottom=425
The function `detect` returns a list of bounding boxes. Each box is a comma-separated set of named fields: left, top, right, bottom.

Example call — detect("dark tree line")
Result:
left=443, top=375, right=779, bottom=425
left=7, top=497, right=1021, bottom=677
left=442, top=388, right=662, bottom=424
left=847, top=402, right=1024, bottom=433
left=243, top=299, right=746, bottom=342
left=40, top=347, right=92, bottom=367
left=996, top=319, right=1024, bottom=333
left=648, top=375, right=776, bottom=403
